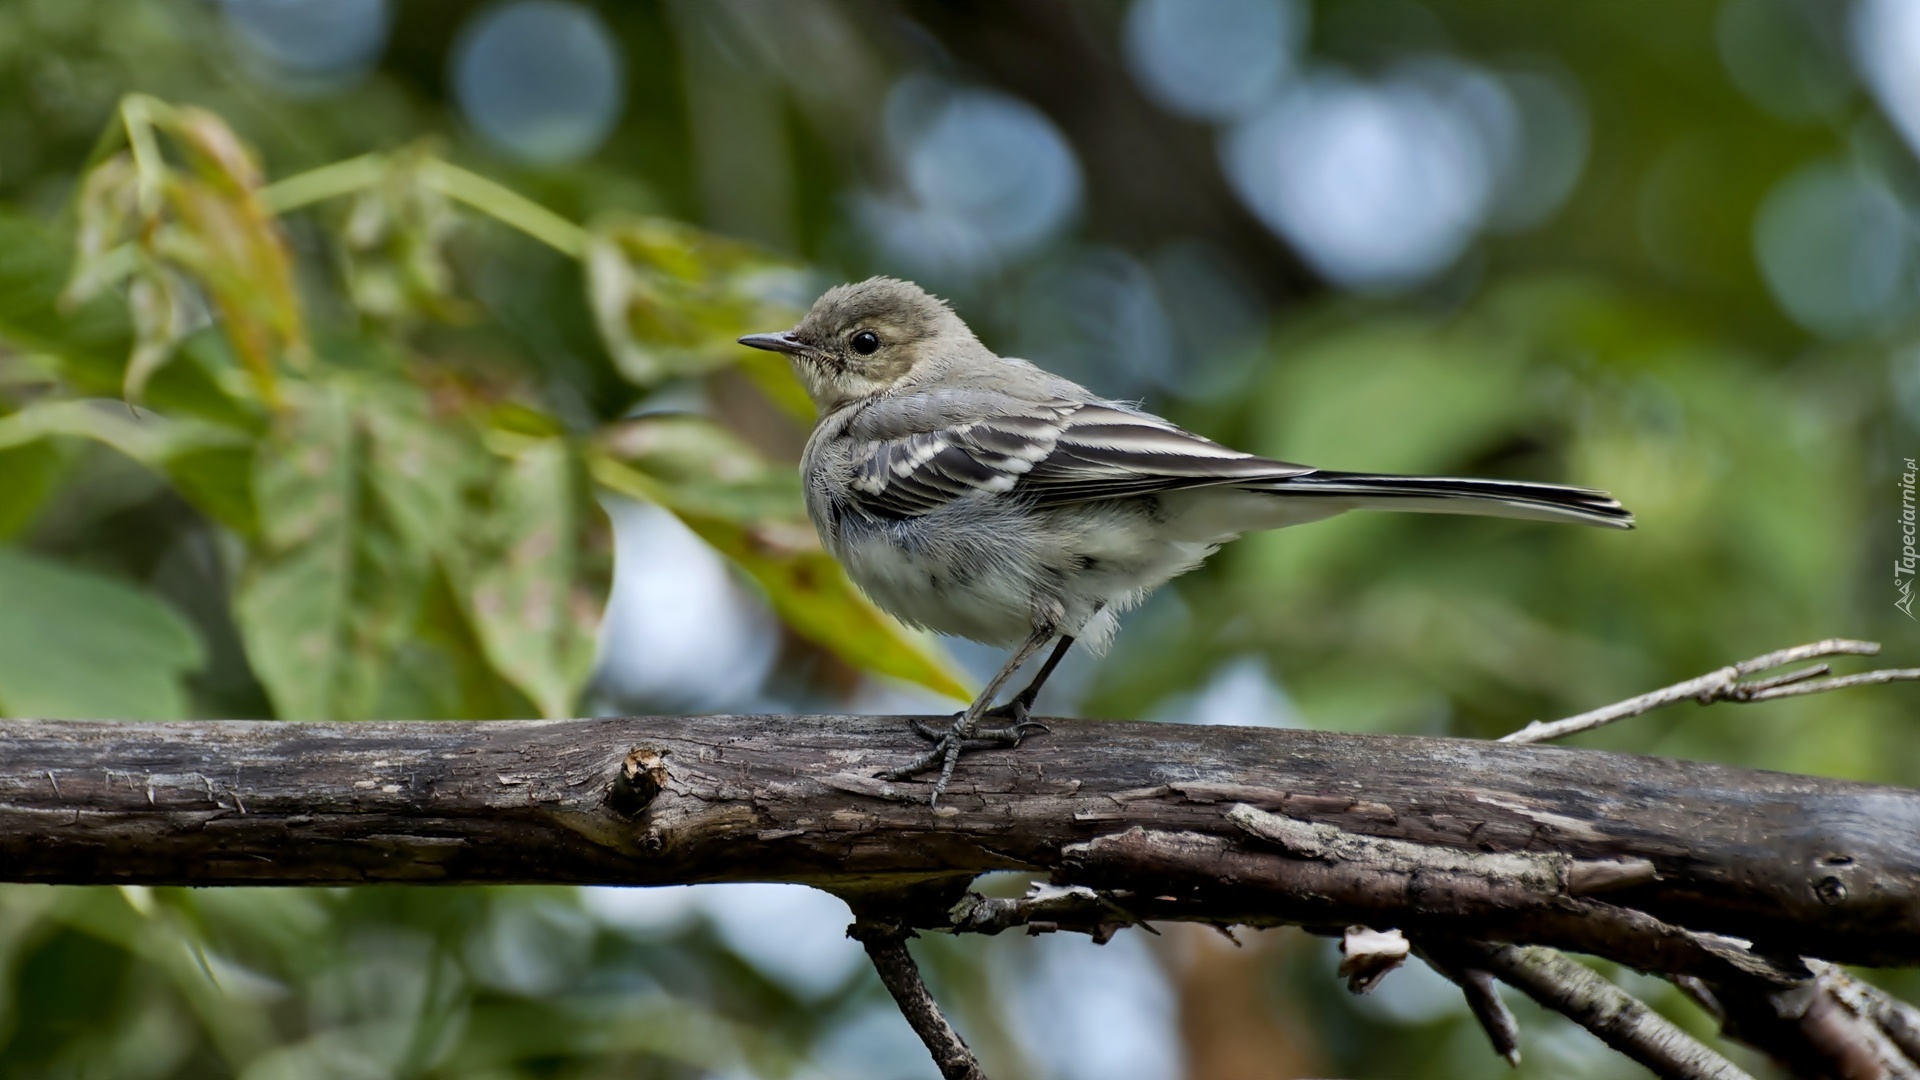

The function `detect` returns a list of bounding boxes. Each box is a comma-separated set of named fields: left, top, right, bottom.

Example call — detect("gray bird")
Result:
left=741, top=277, right=1630, bottom=804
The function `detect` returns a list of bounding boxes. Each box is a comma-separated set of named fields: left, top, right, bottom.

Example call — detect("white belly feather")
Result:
left=831, top=496, right=1234, bottom=651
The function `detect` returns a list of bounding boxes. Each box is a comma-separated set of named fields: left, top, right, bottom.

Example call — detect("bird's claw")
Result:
left=888, top=702, right=1050, bottom=806
left=877, top=739, right=952, bottom=784
left=909, top=706, right=1049, bottom=749
left=908, top=717, right=953, bottom=744
left=968, top=719, right=1051, bottom=746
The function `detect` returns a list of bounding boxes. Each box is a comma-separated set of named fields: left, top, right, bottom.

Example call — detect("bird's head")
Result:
left=738, top=277, right=974, bottom=412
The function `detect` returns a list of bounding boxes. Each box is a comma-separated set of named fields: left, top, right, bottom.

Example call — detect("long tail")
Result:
left=1258, top=470, right=1634, bottom=529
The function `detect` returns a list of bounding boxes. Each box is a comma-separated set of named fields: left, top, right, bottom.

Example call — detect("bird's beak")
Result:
left=738, top=331, right=806, bottom=355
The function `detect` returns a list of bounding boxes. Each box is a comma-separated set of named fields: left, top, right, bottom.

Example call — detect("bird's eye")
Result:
left=851, top=330, right=881, bottom=355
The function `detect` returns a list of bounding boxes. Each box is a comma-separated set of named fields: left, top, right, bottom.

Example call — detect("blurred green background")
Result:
left=0, top=0, right=1916, bottom=1076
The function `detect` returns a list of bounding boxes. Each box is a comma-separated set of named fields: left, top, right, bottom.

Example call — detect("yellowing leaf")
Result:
left=171, top=105, right=264, bottom=193
left=63, top=98, right=304, bottom=408
left=158, top=175, right=304, bottom=395
left=61, top=154, right=141, bottom=308
left=124, top=267, right=195, bottom=401
left=590, top=453, right=969, bottom=702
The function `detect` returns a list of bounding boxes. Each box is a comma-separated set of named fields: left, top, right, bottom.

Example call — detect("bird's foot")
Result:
left=909, top=701, right=1050, bottom=748
left=884, top=703, right=1050, bottom=807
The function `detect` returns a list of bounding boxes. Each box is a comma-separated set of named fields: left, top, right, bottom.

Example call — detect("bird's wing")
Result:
left=844, top=399, right=1312, bottom=519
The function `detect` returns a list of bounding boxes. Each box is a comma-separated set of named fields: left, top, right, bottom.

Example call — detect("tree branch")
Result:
left=1448, top=940, right=1759, bottom=1080
left=3, top=713, right=1919, bottom=961
left=3, top=639, right=1920, bottom=1080
left=1414, top=941, right=1522, bottom=1067
left=847, top=918, right=986, bottom=1080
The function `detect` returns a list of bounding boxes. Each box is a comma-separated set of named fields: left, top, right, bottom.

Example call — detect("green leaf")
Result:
left=0, top=212, right=257, bottom=429
left=0, top=398, right=249, bottom=464
left=0, top=440, right=63, bottom=539
left=598, top=413, right=802, bottom=521
left=234, top=383, right=441, bottom=721
left=363, top=391, right=539, bottom=719
left=361, top=388, right=486, bottom=556
left=0, top=394, right=256, bottom=537
left=583, top=215, right=807, bottom=386
left=234, top=385, right=360, bottom=721
left=0, top=547, right=204, bottom=719
left=590, top=454, right=969, bottom=702
left=235, top=378, right=577, bottom=721
left=121, top=266, right=196, bottom=403
left=163, top=444, right=257, bottom=536
left=336, top=149, right=474, bottom=325
left=461, top=437, right=605, bottom=719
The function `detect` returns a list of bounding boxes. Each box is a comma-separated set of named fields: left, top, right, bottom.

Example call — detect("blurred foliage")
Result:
left=2, top=87, right=965, bottom=723
left=0, top=0, right=1917, bottom=1078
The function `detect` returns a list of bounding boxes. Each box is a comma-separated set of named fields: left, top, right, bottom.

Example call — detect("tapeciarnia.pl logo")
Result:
left=1900, top=457, right=1918, bottom=620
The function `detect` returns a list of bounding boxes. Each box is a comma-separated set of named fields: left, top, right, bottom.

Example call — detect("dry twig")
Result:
left=1502, top=639, right=1920, bottom=744
left=848, top=918, right=987, bottom=1080
left=1414, top=940, right=1523, bottom=1067
left=1462, top=942, right=1757, bottom=1080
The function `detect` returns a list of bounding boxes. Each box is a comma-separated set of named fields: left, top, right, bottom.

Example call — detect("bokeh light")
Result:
left=1006, top=934, right=1182, bottom=1080
left=1717, top=0, right=1852, bottom=123
left=1122, top=0, right=1309, bottom=122
left=1012, top=247, right=1177, bottom=398
left=221, top=0, right=390, bottom=88
left=1150, top=655, right=1302, bottom=727
left=859, top=76, right=1083, bottom=278
left=451, top=0, right=625, bottom=163
left=1486, top=65, right=1589, bottom=231
left=1753, top=160, right=1908, bottom=338
left=1221, top=64, right=1507, bottom=290
left=1854, top=0, right=1920, bottom=178
left=595, top=499, right=778, bottom=712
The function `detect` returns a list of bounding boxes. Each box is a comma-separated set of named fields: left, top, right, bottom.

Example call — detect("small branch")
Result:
left=1416, top=940, right=1523, bottom=1067
left=1460, top=942, right=1757, bottom=1080
left=256, top=154, right=589, bottom=258
left=1502, top=639, right=1920, bottom=744
left=1674, top=976, right=1726, bottom=1023
left=419, top=159, right=587, bottom=257
left=1715, top=963, right=1920, bottom=1080
left=1811, top=962, right=1920, bottom=1065
left=257, top=153, right=386, bottom=214
left=847, top=918, right=987, bottom=1080
left=1206, top=805, right=1799, bottom=986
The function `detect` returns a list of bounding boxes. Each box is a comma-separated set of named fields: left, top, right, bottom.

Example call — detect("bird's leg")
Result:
left=883, top=628, right=1057, bottom=805
left=970, top=634, right=1072, bottom=741
left=908, top=635, right=1073, bottom=746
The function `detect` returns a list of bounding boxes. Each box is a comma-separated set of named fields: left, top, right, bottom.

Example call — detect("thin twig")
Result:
left=1673, top=976, right=1725, bottom=1023
left=848, top=918, right=988, bottom=1080
left=1737, top=668, right=1920, bottom=703
left=1502, top=639, right=1918, bottom=744
left=1463, top=942, right=1757, bottom=1080
left=1416, top=941, right=1522, bottom=1067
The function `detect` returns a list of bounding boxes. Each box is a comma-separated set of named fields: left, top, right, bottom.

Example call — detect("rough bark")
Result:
left=0, top=714, right=1916, bottom=970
